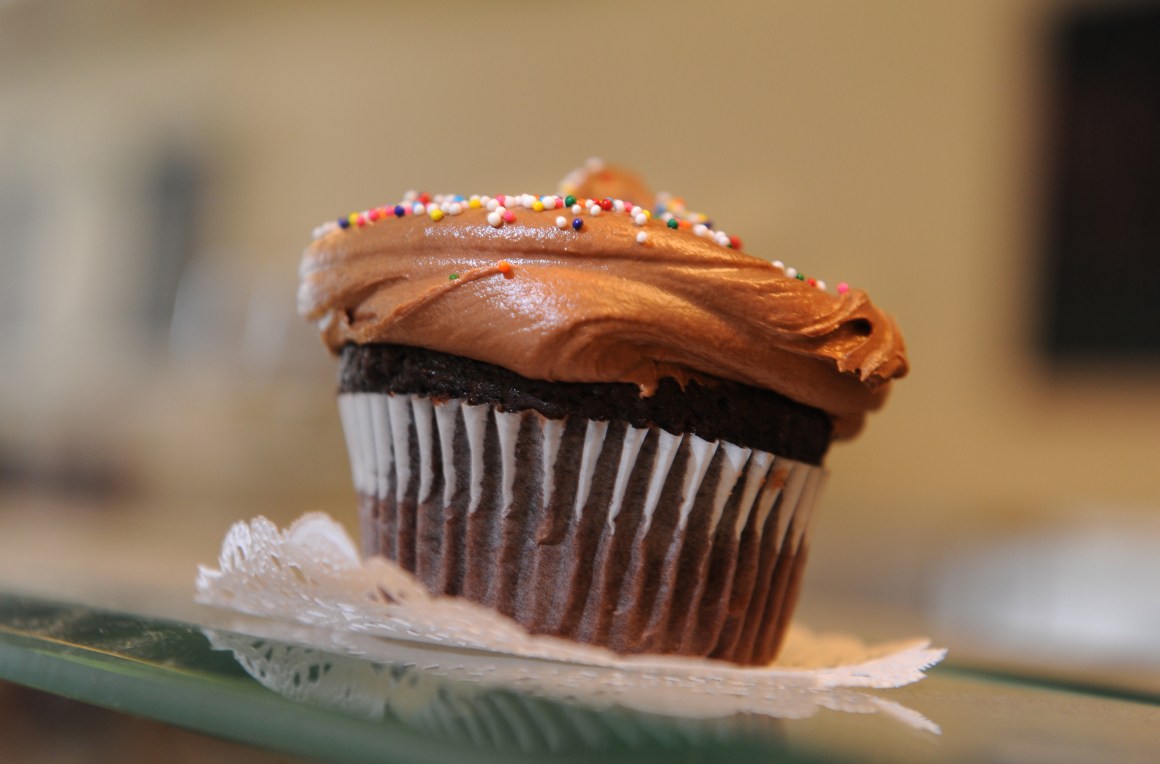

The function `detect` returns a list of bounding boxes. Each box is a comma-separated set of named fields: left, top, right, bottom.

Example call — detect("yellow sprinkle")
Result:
left=643, top=210, right=652, bottom=220
left=468, top=197, right=482, bottom=209
left=532, top=200, right=545, bottom=212
left=347, top=213, right=359, bottom=225
left=429, top=208, right=444, bottom=222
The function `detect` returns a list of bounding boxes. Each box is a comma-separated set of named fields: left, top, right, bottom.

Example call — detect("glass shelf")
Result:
left=2, top=589, right=1158, bottom=764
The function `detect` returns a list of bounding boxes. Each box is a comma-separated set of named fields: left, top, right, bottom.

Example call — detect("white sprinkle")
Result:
left=693, top=223, right=708, bottom=237
left=636, top=231, right=648, bottom=244
left=715, top=232, right=730, bottom=246
left=487, top=198, right=500, bottom=211
left=449, top=202, right=463, bottom=215
left=412, top=202, right=425, bottom=215
left=555, top=216, right=568, bottom=229
left=571, top=204, right=582, bottom=215
left=772, top=260, right=785, bottom=270
left=542, top=195, right=558, bottom=208
left=614, top=199, right=625, bottom=213
left=521, top=194, right=536, bottom=208
left=634, top=213, right=647, bottom=226
left=487, top=211, right=503, bottom=227
left=588, top=205, right=601, bottom=216
left=403, top=190, right=418, bottom=202
left=816, top=279, right=827, bottom=291
left=786, top=267, right=797, bottom=278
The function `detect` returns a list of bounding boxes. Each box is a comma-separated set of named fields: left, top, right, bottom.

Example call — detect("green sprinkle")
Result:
left=666, top=218, right=679, bottom=229
left=449, top=273, right=459, bottom=281
left=795, top=273, right=805, bottom=280
left=564, top=195, right=577, bottom=207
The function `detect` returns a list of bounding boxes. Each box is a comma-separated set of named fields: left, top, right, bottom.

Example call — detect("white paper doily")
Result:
left=196, top=513, right=945, bottom=732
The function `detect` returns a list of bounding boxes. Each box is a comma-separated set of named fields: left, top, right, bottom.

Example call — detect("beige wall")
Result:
left=2, top=0, right=1156, bottom=537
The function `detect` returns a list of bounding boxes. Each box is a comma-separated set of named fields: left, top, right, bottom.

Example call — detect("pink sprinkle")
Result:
left=356, top=214, right=367, bottom=227
left=496, top=194, right=506, bottom=206
left=555, top=198, right=564, bottom=209
left=502, top=210, right=516, bottom=223
left=368, top=209, right=381, bottom=222
left=625, top=202, right=634, bottom=213
left=837, top=282, right=850, bottom=294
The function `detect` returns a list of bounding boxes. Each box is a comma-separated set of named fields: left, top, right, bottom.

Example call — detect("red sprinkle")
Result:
left=417, top=192, right=431, bottom=204
left=729, top=235, right=743, bottom=249
left=599, top=198, right=613, bottom=211
left=808, top=278, right=817, bottom=287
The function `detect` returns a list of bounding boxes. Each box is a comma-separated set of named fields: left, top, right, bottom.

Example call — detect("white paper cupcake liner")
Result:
left=339, top=392, right=826, bottom=664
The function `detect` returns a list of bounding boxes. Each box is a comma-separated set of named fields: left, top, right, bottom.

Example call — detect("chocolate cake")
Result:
left=339, top=344, right=833, bottom=464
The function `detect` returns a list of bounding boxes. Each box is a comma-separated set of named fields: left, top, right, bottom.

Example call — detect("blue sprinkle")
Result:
left=394, top=205, right=406, bottom=217
left=571, top=218, right=583, bottom=231
left=338, top=217, right=351, bottom=229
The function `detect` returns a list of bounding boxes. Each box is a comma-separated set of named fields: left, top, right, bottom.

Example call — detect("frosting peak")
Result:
left=299, top=171, right=907, bottom=439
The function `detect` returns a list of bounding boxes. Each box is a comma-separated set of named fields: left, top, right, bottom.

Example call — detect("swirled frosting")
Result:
left=299, top=168, right=907, bottom=439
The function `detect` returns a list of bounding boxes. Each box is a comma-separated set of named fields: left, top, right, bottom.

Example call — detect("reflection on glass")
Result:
left=204, top=618, right=940, bottom=757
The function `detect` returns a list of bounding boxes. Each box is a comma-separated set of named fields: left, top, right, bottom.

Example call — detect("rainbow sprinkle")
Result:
left=314, top=186, right=848, bottom=294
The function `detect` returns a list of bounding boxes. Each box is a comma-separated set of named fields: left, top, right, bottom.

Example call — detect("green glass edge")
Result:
left=0, top=593, right=828, bottom=764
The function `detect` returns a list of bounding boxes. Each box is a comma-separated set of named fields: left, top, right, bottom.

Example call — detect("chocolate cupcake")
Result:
left=299, top=162, right=907, bottom=664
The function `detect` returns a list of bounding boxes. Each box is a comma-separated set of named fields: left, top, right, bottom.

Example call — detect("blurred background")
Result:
left=2, top=0, right=1159, bottom=755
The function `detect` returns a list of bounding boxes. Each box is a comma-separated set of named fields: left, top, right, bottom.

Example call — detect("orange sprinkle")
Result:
left=497, top=260, right=513, bottom=277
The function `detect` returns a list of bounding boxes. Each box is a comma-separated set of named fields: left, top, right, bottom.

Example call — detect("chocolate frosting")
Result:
left=299, top=180, right=907, bottom=439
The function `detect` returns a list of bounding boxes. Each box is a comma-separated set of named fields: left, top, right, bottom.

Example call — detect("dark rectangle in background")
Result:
left=1040, top=2, right=1160, bottom=365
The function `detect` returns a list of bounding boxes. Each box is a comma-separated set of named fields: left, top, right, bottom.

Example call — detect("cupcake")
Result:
left=298, top=161, right=907, bottom=665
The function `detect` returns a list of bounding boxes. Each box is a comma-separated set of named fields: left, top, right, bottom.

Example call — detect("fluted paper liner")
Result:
left=340, top=392, right=826, bottom=665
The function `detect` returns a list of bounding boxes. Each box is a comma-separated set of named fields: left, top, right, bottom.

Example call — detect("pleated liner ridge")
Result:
left=339, top=392, right=826, bottom=665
